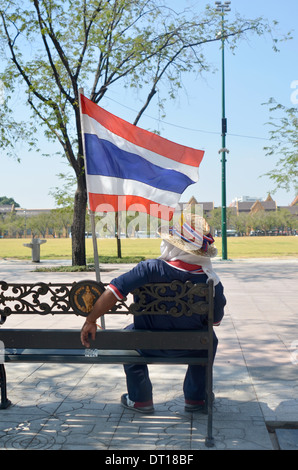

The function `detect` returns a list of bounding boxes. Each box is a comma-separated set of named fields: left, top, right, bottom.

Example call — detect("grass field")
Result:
left=0, top=236, right=297, bottom=261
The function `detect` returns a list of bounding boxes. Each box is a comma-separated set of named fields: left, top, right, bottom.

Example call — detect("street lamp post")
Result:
left=215, top=1, right=230, bottom=260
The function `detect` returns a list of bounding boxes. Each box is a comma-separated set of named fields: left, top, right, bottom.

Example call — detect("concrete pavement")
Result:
left=0, top=257, right=297, bottom=451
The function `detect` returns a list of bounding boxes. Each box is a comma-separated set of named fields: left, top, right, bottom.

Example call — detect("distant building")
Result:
left=230, top=194, right=277, bottom=215
left=0, top=205, right=52, bottom=217
left=231, top=195, right=264, bottom=203
left=178, top=197, right=214, bottom=217
left=280, top=195, right=298, bottom=217
left=279, top=196, right=298, bottom=226
left=16, top=208, right=53, bottom=217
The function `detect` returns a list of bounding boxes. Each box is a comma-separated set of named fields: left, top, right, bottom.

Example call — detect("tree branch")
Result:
left=33, top=0, right=74, bottom=104
left=1, top=11, right=49, bottom=105
left=28, top=97, right=78, bottom=174
left=74, top=1, right=104, bottom=82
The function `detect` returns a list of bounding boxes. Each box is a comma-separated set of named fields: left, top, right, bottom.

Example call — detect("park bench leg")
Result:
left=0, top=364, right=11, bottom=409
left=205, top=403, right=214, bottom=447
left=204, top=360, right=215, bottom=447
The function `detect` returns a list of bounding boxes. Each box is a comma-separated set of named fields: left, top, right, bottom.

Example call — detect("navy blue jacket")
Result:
left=109, top=259, right=226, bottom=331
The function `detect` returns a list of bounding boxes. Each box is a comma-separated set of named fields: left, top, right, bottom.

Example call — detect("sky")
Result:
left=1, top=0, right=298, bottom=210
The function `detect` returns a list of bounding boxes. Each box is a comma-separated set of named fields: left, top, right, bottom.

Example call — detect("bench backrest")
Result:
left=0, top=279, right=214, bottom=354
left=0, top=279, right=214, bottom=321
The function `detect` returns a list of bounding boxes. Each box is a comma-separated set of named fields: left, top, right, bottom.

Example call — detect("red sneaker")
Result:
left=121, top=394, right=154, bottom=414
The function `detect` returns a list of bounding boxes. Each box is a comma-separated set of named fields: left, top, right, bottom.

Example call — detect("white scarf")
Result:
left=159, top=240, right=220, bottom=286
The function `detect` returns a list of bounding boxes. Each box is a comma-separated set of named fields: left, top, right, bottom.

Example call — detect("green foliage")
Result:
left=263, top=99, right=298, bottom=194
left=49, top=173, right=76, bottom=210
left=206, top=206, right=297, bottom=235
left=0, top=208, right=72, bottom=238
left=0, top=196, right=20, bottom=207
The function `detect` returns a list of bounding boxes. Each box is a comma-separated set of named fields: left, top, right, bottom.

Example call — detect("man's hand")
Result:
left=80, top=288, right=118, bottom=347
left=80, top=321, right=97, bottom=348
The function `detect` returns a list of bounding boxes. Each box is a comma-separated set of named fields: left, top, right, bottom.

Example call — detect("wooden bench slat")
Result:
left=0, top=328, right=209, bottom=350
left=4, top=352, right=209, bottom=365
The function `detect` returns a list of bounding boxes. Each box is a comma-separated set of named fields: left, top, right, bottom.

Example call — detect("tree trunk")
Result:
left=115, top=212, right=122, bottom=258
left=116, top=235, right=122, bottom=258
left=71, top=173, right=87, bottom=266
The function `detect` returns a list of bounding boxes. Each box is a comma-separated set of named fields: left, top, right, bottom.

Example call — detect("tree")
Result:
left=51, top=209, right=73, bottom=238
left=0, top=0, right=276, bottom=265
left=263, top=99, right=298, bottom=195
left=232, top=213, right=249, bottom=236
left=275, top=208, right=296, bottom=233
left=27, top=212, right=51, bottom=238
left=206, top=207, right=222, bottom=233
left=207, top=207, right=235, bottom=234
left=0, top=196, right=20, bottom=207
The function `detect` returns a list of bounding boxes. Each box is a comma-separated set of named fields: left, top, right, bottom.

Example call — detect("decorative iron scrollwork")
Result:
left=0, top=281, right=78, bottom=317
left=0, top=280, right=131, bottom=321
left=129, top=281, right=209, bottom=317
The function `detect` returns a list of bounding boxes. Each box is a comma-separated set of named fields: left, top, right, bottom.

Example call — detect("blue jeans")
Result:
left=123, top=332, right=218, bottom=403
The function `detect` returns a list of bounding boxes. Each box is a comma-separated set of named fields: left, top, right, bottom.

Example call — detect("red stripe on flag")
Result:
left=80, top=95, right=204, bottom=167
left=88, top=193, right=175, bottom=220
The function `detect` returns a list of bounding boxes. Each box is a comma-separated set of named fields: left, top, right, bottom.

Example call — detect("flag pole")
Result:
left=78, top=87, right=105, bottom=329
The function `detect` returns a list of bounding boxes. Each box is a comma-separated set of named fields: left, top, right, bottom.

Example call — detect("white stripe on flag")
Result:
left=86, top=174, right=179, bottom=208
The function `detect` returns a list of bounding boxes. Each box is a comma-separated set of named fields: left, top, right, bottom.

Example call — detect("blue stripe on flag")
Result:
left=84, top=134, right=195, bottom=194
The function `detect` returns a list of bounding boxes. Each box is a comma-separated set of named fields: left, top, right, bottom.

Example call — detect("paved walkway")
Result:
left=0, top=257, right=298, bottom=451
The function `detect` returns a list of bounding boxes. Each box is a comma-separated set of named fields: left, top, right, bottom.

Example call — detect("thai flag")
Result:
left=80, top=94, right=204, bottom=220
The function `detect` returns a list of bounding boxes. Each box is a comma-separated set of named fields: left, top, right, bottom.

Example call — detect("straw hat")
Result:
left=159, top=213, right=217, bottom=258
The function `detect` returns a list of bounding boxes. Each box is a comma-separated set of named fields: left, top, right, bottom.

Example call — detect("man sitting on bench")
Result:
left=80, top=215, right=226, bottom=414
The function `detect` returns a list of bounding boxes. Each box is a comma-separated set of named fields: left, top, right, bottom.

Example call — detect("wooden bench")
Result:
left=0, top=278, right=215, bottom=447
